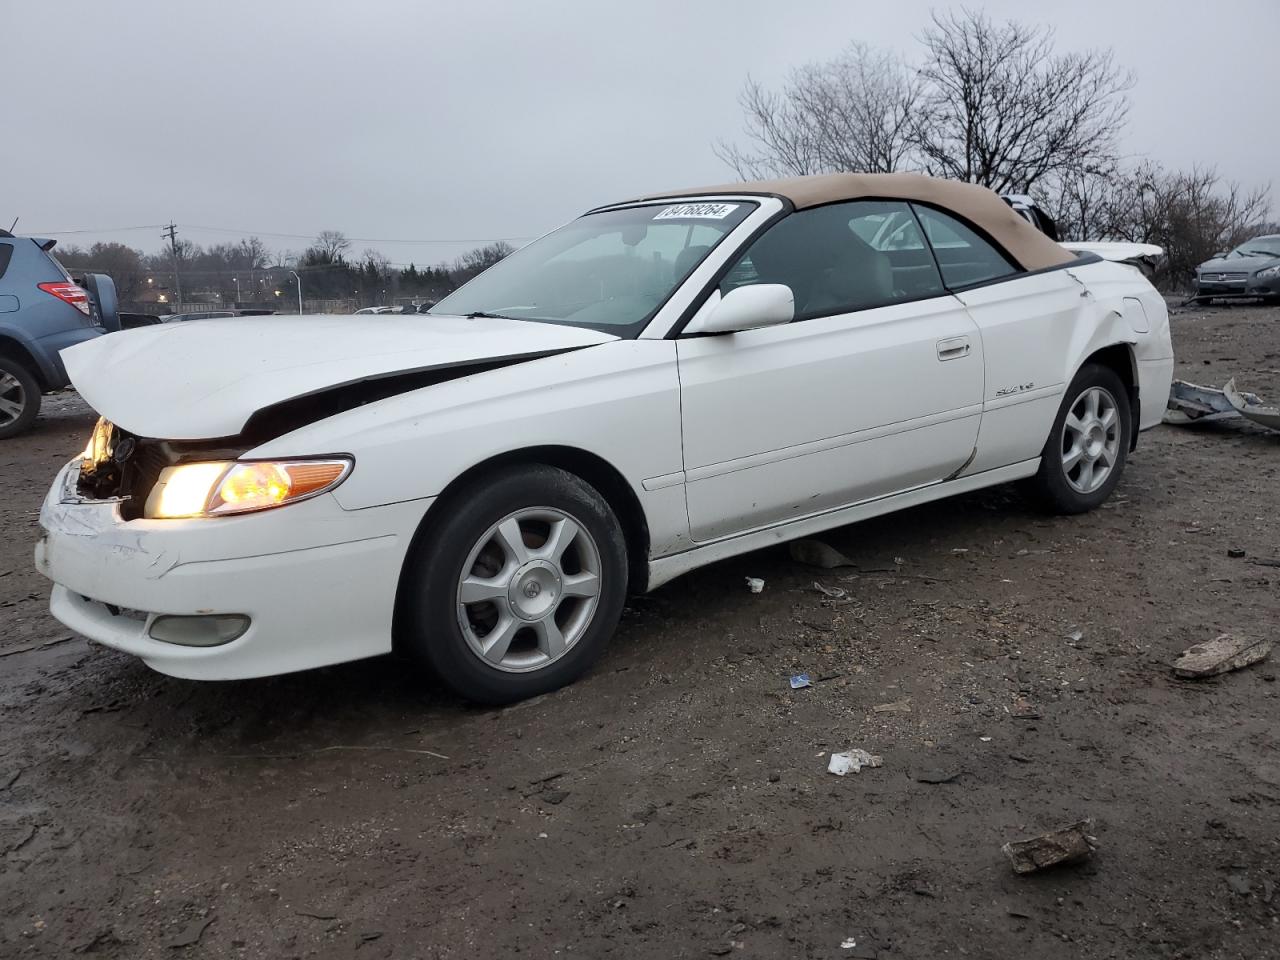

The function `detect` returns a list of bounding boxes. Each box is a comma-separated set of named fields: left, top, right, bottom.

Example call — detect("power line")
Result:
left=185, top=225, right=534, bottom=244
left=34, top=223, right=532, bottom=245
left=33, top=224, right=168, bottom=235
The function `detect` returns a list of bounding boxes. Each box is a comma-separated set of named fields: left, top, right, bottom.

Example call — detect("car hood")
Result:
left=61, top=313, right=617, bottom=440
left=1199, top=254, right=1280, bottom=272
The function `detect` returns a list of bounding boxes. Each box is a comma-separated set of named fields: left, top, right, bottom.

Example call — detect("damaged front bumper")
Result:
left=34, top=459, right=430, bottom=679
left=1164, top=378, right=1280, bottom=433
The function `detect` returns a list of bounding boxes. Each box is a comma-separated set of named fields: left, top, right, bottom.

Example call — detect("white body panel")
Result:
left=676, top=295, right=982, bottom=541
left=38, top=191, right=1176, bottom=681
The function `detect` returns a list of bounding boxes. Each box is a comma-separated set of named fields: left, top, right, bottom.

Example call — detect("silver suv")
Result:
left=0, top=230, right=119, bottom=438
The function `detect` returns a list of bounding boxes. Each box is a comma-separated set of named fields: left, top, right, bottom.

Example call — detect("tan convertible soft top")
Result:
left=630, top=172, right=1074, bottom=272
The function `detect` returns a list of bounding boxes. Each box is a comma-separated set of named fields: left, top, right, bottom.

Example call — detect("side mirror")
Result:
left=684, top=284, right=794, bottom=335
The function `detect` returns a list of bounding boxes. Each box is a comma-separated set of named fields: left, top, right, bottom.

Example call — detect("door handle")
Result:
left=936, top=336, right=971, bottom=361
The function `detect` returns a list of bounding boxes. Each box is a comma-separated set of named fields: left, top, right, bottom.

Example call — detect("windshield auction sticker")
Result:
left=653, top=202, right=740, bottom=220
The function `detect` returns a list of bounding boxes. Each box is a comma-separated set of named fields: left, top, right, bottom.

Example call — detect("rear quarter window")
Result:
left=0, top=243, right=13, bottom=281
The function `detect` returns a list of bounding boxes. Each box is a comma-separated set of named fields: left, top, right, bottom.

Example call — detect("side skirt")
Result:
left=645, top=458, right=1040, bottom=591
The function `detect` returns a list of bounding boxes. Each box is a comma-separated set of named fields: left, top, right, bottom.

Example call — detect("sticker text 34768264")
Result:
left=653, top=202, right=740, bottom=221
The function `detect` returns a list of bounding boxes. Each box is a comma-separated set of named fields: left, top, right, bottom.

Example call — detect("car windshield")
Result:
left=1231, top=237, right=1280, bottom=258
left=428, top=201, right=756, bottom=336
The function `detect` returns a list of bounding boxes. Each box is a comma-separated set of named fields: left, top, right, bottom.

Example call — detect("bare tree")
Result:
left=912, top=9, right=1132, bottom=194
left=314, top=230, right=350, bottom=262
left=714, top=43, right=921, bottom=178
left=1054, top=162, right=1272, bottom=287
left=54, top=241, right=148, bottom=301
left=237, top=236, right=270, bottom=270
left=451, top=241, right=515, bottom=285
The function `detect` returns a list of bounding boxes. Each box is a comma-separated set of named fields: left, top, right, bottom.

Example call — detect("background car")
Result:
left=0, top=230, right=119, bottom=438
left=160, top=309, right=276, bottom=323
left=1195, top=234, right=1280, bottom=303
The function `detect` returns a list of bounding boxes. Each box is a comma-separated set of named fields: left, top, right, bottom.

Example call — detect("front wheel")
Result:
left=401, top=464, right=628, bottom=704
left=0, top=357, right=41, bottom=440
left=1024, top=363, right=1131, bottom=514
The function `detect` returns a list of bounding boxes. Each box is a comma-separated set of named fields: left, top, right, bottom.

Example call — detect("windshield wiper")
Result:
left=1242, top=249, right=1279, bottom=259
left=464, top=310, right=517, bottom=321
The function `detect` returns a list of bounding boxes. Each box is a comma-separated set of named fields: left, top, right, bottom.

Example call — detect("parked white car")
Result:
left=36, top=173, right=1174, bottom=703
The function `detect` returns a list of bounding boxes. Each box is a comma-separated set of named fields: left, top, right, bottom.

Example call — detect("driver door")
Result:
left=676, top=200, right=984, bottom=543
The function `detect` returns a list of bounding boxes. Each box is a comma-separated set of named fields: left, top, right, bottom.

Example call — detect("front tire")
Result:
left=0, top=357, right=41, bottom=440
left=1024, top=363, right=1131, bottom=514
left=401, top=464, right=628, bottom=704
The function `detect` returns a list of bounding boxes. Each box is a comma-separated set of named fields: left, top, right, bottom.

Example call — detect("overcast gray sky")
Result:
left=5, top=0, right=1276, bottom=266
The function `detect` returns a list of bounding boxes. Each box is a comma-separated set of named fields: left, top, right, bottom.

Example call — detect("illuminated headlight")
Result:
left=1256, top=264, right=1280, bottom=280
left=144, top=458, right=353, bottom=519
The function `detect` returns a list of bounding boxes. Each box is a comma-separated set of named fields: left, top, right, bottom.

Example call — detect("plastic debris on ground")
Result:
left=1002, top=819, right=1098, bottom=874
left=1164, top=378, right=1280, bottom=432
left=811, top=581, right=848, bottom=600
left=872, top=699, right=911, bottom=714
left=745, top=577, right=765, bottom=594
left=827, top=749, right=883, bottom=776
left=789, top=674, right=812, bottom=690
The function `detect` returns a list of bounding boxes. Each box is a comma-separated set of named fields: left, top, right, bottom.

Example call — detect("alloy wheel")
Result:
left=1060, top=385, right=1121, bottom=494
left=0, top=372, right=27, bottom=428
left=455, top=507, right=602, bottom=673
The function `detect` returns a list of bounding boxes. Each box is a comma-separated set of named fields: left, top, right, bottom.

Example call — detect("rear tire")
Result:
left=1024, top=363, right=1131, bottom=515
left=0, top=357, right=41, bottom=440
left=401, top=464, right=628, bottom=704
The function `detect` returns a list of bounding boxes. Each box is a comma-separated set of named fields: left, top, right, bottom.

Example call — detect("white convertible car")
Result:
left=36, top=173, right=1174, bottom=703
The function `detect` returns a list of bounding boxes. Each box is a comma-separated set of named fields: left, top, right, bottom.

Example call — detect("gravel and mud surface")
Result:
left=2, top=303, right=1279, bottom=959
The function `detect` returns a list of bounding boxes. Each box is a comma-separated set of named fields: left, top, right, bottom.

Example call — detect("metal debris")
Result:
left=1171, top=634, right=1274, bottom=679
left=790, top=539, right=856, bottom=569
left=1165, top=378, right=1279, bottom=431
left=1002, top=819, right=1098, bottom=874
left=827, top=749, right=883, bottom=776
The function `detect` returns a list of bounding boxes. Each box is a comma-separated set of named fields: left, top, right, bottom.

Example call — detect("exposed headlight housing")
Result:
left=144, top=458, right=353, bottom=519
left=1256, top=264, right=1280, bottom=280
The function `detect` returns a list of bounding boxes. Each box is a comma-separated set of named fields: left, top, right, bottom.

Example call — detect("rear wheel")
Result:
left=1024, top=363, right=1131, bottom=514
left=0, top=357, right=40, bottom=440
left=401, top=464, right=628, bottom=704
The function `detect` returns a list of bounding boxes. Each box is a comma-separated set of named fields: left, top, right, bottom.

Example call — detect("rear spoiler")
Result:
left=34, top=237, right=57, bottom=252
left=1060, top=241, right=1164, bottom=263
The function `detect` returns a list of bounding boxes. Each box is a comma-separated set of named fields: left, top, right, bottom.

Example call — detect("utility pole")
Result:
left=289, top=270, right=303, bottom=315
left=163, top=222, right=184, bottom=306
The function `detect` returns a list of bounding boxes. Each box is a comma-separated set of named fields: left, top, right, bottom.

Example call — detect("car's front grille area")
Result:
left=76, top=419, right=162, bottom=512
left=1201, top=271, right=1248, bottom=283
left=75, top=418, right=246, bottom=519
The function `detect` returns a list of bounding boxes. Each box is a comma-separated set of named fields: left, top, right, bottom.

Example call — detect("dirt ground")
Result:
left=2, top=301, right=1279, bottom=959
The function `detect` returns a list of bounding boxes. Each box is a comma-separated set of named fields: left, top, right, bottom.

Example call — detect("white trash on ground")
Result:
left=827, top=749, right=883, bottom=776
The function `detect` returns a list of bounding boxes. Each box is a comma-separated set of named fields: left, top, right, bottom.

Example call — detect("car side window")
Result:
left=720, top=201, right=945, bottom=322
left=0, top=243, right=13, bottom=282
left=912, top=204, right=1019, bottom=288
